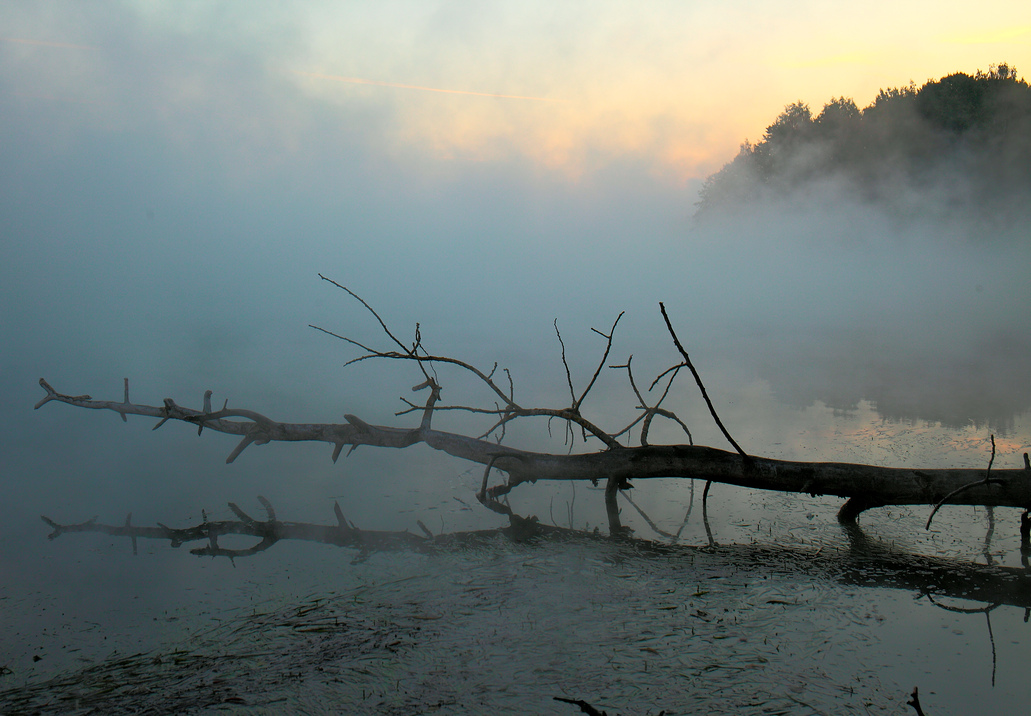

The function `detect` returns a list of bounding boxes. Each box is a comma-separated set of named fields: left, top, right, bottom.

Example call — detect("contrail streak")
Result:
left=1, top=37, right=100, bottom=51
left=293, top=70, right=562, bottom=102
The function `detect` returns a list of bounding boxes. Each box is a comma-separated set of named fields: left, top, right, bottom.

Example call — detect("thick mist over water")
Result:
left=4, top=134, right=1029, bottom=581
left=5, top=179, right=1030, bottom=712
left=3, top=110, right=1030, bottom=519
left=688, top=197, right=1031, bottom=433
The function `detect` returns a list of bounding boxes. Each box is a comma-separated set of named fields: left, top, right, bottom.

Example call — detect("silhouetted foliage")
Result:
left=696, top=64, right=1031, bottom=227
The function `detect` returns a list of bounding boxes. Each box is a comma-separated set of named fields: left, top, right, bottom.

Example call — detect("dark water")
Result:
left=2, top=476, right=1029, bottom=714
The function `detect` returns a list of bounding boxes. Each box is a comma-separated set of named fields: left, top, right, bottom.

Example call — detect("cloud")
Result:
left=0, top=36, right=101, bottom=51
left=941, top=25, right=1031, bottom=45
left=7, top=2, right=1028, bottom=184
left=291, top=70, right=565, bottom=102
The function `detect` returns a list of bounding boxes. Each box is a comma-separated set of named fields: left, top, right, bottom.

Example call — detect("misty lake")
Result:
left=4, top=5, right=1031, bottom=712
left=3, top=199, right=1030, bottom=715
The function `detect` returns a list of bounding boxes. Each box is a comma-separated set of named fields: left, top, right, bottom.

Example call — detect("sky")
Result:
left=2, top=2, right=1030, bottom=581
left=2, top=1, right=1030, bottom=181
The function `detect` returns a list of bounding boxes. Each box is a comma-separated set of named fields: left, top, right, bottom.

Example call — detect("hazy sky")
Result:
left=2, top=2, right=1029, bottom=538
left=3, top=1, right=1030, bottom=182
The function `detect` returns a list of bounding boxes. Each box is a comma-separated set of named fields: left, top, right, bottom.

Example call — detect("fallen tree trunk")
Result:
left=35, top=377, right=1031, bottom=521
left=32, top=284, right=1031, bottom=533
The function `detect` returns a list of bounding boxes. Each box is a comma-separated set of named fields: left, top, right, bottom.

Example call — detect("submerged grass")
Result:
left=2, top=510, right=1026, bottom=715
left=0, top=536, right=904, bottom=715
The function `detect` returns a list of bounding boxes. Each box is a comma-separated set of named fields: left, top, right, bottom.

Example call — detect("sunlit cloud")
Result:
left=5, top=2, right=1030, bottom=182
left=941, top=25, right=1031, bottom=44
left=292, top=70, right=565, bottom=103
left=779, top=52, right=879, bottom=69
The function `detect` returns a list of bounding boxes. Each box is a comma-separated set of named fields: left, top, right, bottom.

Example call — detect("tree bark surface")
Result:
left=36, top=379, right=1031, bottom=515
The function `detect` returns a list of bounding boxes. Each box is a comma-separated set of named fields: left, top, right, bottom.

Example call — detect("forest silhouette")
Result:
left=696, top=64, right=1031, bottom=228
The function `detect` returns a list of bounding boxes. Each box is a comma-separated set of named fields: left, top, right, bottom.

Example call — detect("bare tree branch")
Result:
left=34, top=290, right=1031, bottom=535
left=35, top=377, right=1031, bottom=529
left=311, top=280, right=624, bottom=449
left=926, top=435, right=1003, bottom=530
left=659, top=302, right=748, bottom=460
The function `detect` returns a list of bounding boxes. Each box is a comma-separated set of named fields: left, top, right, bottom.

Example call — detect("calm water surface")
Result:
left=2, top=407, right=1029, bottom=714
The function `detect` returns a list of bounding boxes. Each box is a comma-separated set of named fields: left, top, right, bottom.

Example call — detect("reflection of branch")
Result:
left=923, top=594, right=1000, bottom=687
left=40, top=503, right=1031, bottom=611
left=617, top=479, right=697, bottom=544
left=42, top=498, right=428, bottom=561
left=619, top=490, right=675, bottom=540
left=1022, top=511, right=1031, bottom=571
left=697, top=480, right=716, bottom=547
left=987, top=610, right=997, bottom=687
left=983, top=506, right=995, bottom=565
left=677, top=479, right=696, bottom=541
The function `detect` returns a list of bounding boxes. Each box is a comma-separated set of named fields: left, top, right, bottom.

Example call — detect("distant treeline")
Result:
left=696, top=64, right=1031, bottom=224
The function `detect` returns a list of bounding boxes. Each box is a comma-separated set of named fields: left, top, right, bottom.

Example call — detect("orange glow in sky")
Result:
left=4, top=3, right=1031, bottom=181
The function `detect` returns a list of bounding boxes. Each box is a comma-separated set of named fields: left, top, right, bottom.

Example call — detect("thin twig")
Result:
left=659, top=303, right=748, bottom=460
left=575, top=313, right=623, bottom=409
left=926, top=435, right=1001, bottom=530
left=610, top=357, right=692, bottom=447
left=555, top=319, right=576, bottom=405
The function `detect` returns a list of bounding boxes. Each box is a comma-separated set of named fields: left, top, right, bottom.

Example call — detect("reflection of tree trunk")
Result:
left=40, top=502, right=1031, bottom=610
left=838, top=521, right=1029, bottom=609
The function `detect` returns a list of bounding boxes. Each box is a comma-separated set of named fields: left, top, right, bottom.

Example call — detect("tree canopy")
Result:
left=695, top=64, right=1031, bottom=226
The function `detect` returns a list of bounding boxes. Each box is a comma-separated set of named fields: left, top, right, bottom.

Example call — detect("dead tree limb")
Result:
left=33, top=289, right=1031, bottom=533
left=35, top=377, right=1031, bottom=522
left=925, top=434, right=1001, bottom=530
left=659, top=302, right=748, bottom=460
